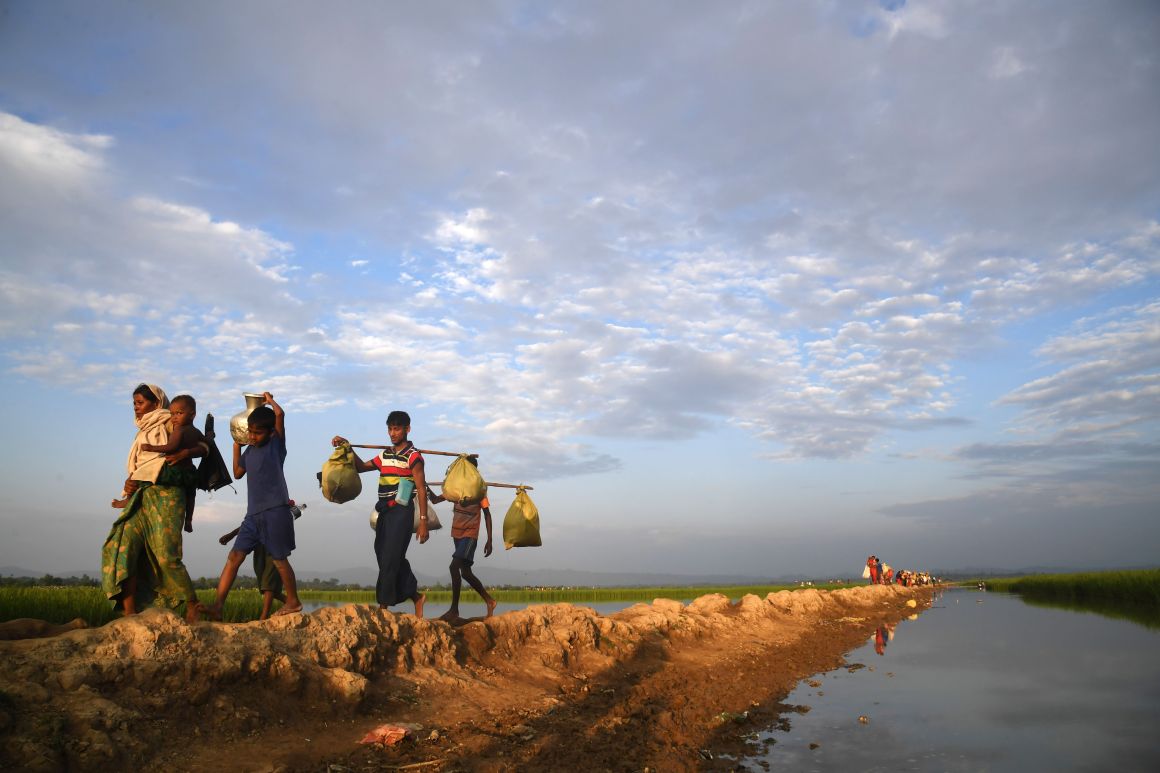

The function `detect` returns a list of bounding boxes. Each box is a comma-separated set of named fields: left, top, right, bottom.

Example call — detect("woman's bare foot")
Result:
left=202, top=604, right=223, bottom=622
left=185, top=601, right=204, bottom=623
left=485, top=598, right=498, bottom=618
left=272, top=601, right=303, bottom=617
left=414, top=593, right=426, bottom=618
left=120, top=588, right=138, bottom=616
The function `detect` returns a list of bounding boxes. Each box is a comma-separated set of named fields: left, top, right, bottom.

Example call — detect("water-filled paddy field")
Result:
left=742, top=587, right=1160, bottom=771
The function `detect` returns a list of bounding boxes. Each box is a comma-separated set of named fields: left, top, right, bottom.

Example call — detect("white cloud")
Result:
left=2, top=3, right=1159, bottom=476
left=998, top=302, right=1160, bottom=433
left=0, top=111, right=110, bottom=180
left=988, top=46, right=1027, bottom=79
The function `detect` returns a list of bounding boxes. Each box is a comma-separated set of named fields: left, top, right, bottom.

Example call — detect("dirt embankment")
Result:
left=0, top=584, right=933, bottom=772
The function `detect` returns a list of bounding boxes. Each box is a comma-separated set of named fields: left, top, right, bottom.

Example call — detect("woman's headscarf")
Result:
left=126, top=383, right=173, bottom=482
left=136, top=384, right=170, bottom=411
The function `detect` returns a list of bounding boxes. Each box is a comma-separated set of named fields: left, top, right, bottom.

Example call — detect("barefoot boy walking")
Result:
left=206, top=392, right=301, bottom=619
left=427, top=474, right=497, bottom=621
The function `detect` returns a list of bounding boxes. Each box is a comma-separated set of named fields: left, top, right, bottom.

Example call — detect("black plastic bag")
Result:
left=197, top=413, right=234, bottom=492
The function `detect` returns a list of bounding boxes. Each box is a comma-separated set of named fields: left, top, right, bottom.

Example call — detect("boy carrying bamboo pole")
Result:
left=332, top=410, right=429, bottom=617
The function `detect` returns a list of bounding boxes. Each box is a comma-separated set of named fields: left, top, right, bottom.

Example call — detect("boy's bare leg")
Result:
left=204, top=550, right=246, bottom=621
left=270, top=559, right=302, bottom=616
left=259, top=591, right=274, bottom=620
left=184, top=489, right=195, bottom=533
left=439, top=561, right=463, bottom=621
left=414, top=592, right=425, bottom=618
left=461, top=565, right=497, bottom=617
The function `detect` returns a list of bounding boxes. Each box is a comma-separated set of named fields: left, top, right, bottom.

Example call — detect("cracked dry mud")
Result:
left=0, top=583, right=933, bottom=772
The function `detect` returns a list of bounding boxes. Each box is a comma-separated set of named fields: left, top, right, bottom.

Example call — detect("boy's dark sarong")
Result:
left=374, top=501, right=418, bottom=607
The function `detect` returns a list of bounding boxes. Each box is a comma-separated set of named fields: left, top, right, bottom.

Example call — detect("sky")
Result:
left=0, top=0, right=1157, bottom=582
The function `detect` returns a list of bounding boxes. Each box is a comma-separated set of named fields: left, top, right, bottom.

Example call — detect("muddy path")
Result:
left=0, top=584, right=933, bottom=771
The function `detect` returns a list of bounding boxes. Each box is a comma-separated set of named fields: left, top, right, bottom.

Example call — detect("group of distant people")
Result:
left=101, top=383, right=497, bottom=624
left=865, top=555, right=936, bottom=587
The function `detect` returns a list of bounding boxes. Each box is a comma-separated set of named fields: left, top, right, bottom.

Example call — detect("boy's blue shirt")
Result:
left=240, top=432, right=289, bottom=515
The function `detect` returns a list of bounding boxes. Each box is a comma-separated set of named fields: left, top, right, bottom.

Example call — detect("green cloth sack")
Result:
left=442, top=454, right=487, bottom=505
left=320, top=443, right=362, bottom=504
left=503, top=487, right=541, bottom=550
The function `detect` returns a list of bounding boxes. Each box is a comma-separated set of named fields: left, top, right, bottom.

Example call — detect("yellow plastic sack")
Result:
left=442, top=454, right=487, bottom=505
left=320, top=443, right=362, bottom=504
left=503, top=487, right=541, bottom=549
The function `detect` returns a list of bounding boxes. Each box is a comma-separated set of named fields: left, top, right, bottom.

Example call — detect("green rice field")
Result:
left=0, top=586, right=294, bottom=626
left=971, top=569, right=1160, bottom=606
left=967, top=569, right=1160, bottom=628
left=0, top=582, right=848, bottom=626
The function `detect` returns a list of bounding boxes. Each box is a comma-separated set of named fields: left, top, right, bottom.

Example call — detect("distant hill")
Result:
left=309, top=566, right=806, bottom=588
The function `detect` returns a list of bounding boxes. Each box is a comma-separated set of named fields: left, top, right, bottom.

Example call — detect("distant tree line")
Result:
left=1, top=574, right=101, bottom=587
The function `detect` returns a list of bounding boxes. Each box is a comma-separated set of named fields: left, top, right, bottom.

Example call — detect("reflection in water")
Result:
left=1017, top=595, right=1160, bottom=630
left=872, top=624, right=894, bottom=657
left=748, top=588, right=1160, bottom=771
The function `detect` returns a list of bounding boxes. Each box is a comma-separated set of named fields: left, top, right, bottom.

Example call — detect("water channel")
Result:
left=742, top=587, right=1160, bottom=771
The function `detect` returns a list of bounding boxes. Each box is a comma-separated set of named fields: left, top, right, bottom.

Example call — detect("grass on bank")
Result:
left=966, top=569, right=1160, bottom=607
left=964, top=569, right=1160, bottom=629
left=0, top=582, right=855, bottom=627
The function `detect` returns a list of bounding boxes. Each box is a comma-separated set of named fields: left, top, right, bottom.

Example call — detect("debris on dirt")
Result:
left=716, top=710, right=750, bottom=724
left=358, top=724, right=413, bottom=746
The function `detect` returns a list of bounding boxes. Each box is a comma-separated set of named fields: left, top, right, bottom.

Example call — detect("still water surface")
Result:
left=745, top=588, right=1160, bottom=772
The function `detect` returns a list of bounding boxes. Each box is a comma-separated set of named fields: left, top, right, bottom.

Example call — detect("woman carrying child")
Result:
left=100, top=383, right=204, bottom=621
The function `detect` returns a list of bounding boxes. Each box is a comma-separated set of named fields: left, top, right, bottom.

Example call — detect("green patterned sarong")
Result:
left=101, top=464, right=199, bottom=613
left=253, top=545, right=284, bottom=595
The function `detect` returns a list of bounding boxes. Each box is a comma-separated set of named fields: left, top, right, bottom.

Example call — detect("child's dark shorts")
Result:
left=451, top=536, right=478, bottom=566
left=234, top=505, right=296, bottom=561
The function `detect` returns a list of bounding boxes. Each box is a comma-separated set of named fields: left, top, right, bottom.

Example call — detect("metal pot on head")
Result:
left=229, top=393, right=266, bottom=444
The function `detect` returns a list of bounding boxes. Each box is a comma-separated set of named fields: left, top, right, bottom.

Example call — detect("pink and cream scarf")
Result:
left=125, top=384, right=172, bottom=484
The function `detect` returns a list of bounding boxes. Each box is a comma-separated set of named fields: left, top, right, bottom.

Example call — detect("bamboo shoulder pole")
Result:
left=350, top=444, right=477, bottom=459
left=428, top=480, right=533, bottom=490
